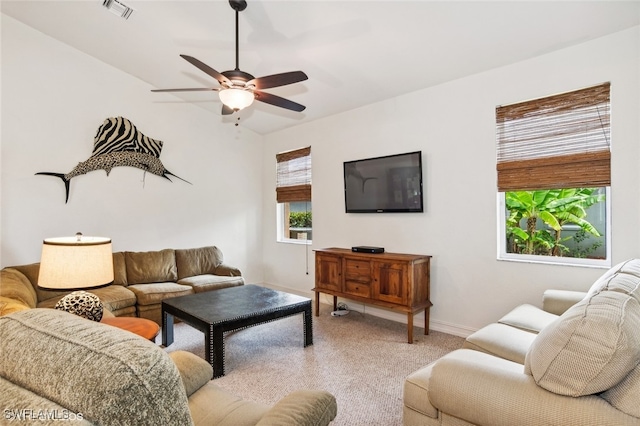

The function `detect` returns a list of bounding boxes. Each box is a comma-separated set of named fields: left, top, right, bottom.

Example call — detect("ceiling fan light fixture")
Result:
left=219, top=88, right=255, bottom=111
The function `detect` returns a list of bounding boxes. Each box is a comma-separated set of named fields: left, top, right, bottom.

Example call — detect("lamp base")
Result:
left=55, top=291, right=104, bottom=322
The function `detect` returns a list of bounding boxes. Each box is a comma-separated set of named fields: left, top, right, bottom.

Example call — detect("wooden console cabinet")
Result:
left=313, top=248, right=432, bottom=343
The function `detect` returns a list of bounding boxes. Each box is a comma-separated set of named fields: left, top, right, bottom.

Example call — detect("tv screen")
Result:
left=344, top=151, right=424, bottom=213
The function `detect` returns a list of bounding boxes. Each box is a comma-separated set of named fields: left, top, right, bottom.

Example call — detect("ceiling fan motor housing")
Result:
left=222, top=69, right=255, bottom=88
left=229, top=0, right=247, bottom=12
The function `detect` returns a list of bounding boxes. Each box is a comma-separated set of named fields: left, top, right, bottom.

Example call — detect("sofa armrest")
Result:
left=256, top=390, right=337, bottom=426
left=428, top=349, right=634, bottom=426
left=542, top=289, right=586, bottom=315
left=168, top=350, right=213, bottom=397
left=214, top=263, right=242, bottom=277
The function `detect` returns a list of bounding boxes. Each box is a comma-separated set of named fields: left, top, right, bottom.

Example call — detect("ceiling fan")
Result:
left=152, top=0, right=308, bottom=115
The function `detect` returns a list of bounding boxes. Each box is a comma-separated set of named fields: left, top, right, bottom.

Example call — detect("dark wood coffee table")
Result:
left=162, top=284, right=313, bottom=378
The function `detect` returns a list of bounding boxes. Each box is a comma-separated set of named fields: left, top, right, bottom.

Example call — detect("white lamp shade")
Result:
left=219, top=88, right=255, bottom=111
left=38, top=236, right=114, bottom=290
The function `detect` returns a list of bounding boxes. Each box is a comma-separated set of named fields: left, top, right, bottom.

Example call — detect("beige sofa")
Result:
left=0, top=308, right=337, bottom=425
left=0, top=246, right=244, bottom=324
left=404, top=259, right=640, bottom=426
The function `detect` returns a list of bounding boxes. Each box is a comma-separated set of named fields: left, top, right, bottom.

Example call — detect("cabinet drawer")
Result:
left=345, top=260, right=371, bottom=283
left=344, top=280, right=371, bottom=298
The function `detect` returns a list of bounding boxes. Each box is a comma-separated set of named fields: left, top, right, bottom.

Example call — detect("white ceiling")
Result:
left=2, top=1, right=639, bottom=135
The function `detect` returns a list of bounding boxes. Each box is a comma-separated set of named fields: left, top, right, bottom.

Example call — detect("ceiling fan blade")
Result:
left=180, top=54, right=231, bottom=86
left=249, top=71, right=308, bottom=90
left=151, top=88, right=219, bottom=92
left=221, top=104, right=235, bottom=115
left=254, top=90, right=306, bottom=112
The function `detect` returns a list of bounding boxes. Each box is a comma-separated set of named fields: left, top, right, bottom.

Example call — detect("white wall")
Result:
left=4, top=14, right=638, bottom=337
left=1, top=15, right=265, bottom=283
left=261, top=27, right=640, bottom=336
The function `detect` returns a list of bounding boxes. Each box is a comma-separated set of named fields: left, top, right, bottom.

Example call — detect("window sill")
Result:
left=497, top=254, right=610, bottom=269
left=277, top=238, right=312, bottom=246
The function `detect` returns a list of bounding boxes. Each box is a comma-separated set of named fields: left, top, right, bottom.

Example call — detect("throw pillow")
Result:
left=525, top=290, right=640, bottom=396
left=585, top=259, right=640, bottom=297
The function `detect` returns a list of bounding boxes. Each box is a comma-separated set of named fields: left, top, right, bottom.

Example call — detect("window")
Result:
left=276, top=147, right=312, bottom=243
left=496, top=83, right=611, bottom=266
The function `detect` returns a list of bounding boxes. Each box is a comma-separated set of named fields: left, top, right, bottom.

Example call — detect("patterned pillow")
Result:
left=55, top=291, right=103, bottom=322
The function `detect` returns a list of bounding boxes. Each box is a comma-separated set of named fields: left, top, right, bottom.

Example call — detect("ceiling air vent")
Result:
left=102, top=0, right=134, bottom=20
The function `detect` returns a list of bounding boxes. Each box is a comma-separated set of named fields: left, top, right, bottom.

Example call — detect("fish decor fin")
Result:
left=91, top=116, right=163, bottom=158
left=165, top=170, right=192, bottom=185
left=35, top=172, right=71, bottom=204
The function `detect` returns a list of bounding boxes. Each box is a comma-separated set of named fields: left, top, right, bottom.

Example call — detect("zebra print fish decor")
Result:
left=37, top=116, right=190, bottom=203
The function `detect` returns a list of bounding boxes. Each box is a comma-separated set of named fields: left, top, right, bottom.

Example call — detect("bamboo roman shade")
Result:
left=496, top=82, right=611, bottom=192
left=276, top=146, right=311, bottom=203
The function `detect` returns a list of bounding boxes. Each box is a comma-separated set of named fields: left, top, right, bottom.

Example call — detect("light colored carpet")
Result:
left=158, top=304, right=464, bottom=426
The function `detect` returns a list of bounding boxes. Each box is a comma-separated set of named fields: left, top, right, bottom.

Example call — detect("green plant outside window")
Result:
left=289, top=211, right=312, bottom=228
left=505, top=188, right=605, bottom=259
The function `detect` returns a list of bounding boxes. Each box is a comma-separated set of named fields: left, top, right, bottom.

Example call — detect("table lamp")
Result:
left=38, top=232, right=114, bottom=290
left=38, top=233, right=114, bottom=321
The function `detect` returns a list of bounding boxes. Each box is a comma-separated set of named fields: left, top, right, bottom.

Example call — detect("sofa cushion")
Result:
left=498, top=304, right=559, bottom=333
left=112, top=252, right=128, bottom=286
left=0, top=296, right=31, bottom=316
left=525, top=290, right=640, bottom=396
left=169, top=351, right=213, bottom=397
left=0, top=268, right=37, bottom=308
left=175, top=246, right=224, bottom=280
left=188, top=382, right=269, bottom=426
left=90, top=285, right=137, bottom=311
left=10, top=263, right=40, bottom=292
left=177, top=275, right=244, bottom=293
left=125, top=249, right=177, bottom=284
left=127, top=282, right=193, bottom=306
left=601, top=364, right=640, bottom=419
left=254, top=390, right=337, bottom=426
left=403, top=362, right=439, bottom=419
left=463, top=323, right=537, bottom=365
left=0, top=309, right=193, bottom=426
left=11, top=263, right=69, bottom=303
left=36, top=286, right=137, bottom=314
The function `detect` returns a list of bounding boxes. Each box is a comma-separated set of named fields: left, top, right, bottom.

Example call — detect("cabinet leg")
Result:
left=407, top=313, right=414, bottom=344
left=333, top=295, right=338, bottom=311
left=424, top=307, right=430, bottom=335
left=314, top=292, right=320, bottom=317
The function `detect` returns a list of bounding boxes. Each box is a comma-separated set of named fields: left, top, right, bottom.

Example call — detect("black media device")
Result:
left=343, top=151, right=424, bottom=213
left=352, top=246, right=385, bottom=254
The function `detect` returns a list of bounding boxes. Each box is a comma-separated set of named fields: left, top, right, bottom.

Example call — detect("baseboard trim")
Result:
left=260, top=282, right=476, bottom=338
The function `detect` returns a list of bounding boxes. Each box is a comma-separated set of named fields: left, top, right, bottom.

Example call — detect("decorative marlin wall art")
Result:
left=37, top=116, right=190, bottom=203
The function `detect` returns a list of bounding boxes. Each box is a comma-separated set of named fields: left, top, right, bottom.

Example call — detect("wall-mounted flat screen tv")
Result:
left=344, top=151, right=424, bottom=213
